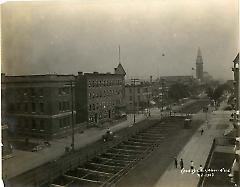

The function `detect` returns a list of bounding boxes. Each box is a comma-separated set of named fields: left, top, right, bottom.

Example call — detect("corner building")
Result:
left=75, top=64, right=126, bottom=126
left=1, top=74, right=76, bottom=139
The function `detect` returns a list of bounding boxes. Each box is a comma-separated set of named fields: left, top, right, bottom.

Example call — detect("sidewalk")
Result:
left=2, top=99, right=197, bottom=179
left=153, top=102, right=231, bottom=187
left=3, top=113, right=146, bottom=179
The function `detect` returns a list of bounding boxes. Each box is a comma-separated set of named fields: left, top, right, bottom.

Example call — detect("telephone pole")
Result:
left=131, top=78, right=139, bottom=124
left=70, top=81, right=75, bottom=151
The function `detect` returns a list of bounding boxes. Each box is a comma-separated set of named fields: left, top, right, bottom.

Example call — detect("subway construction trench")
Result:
left=49, top=119, right=204, bottom=187
left=17, top=101, right=208, bottom=187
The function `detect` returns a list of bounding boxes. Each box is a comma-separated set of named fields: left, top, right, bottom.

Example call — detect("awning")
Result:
left=150, top=101, right=156, bottom=105
left=231, top=159, right=239, bottom=171
left=224, top=124, right=235, bottom=136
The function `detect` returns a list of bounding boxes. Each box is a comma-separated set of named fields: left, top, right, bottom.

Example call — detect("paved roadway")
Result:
left=2, top=99, right=197, bottom=180
left=153, top=102, right=231, bottom=187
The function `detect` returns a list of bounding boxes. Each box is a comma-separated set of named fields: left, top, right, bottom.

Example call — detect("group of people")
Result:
left=174, top=158, right=204, bottom=177
left=174, top=157, right=184, bottom=170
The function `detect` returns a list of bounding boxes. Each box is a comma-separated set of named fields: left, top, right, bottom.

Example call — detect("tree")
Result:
left=168, top=83, right=190, bottom=101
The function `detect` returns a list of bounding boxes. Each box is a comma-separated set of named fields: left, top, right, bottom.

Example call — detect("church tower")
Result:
left=196, top=47, right=203, bottom=81
left=114, top=46, right=126, bottom=76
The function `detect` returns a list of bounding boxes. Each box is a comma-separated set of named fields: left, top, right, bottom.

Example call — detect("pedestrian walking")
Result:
left=174, top=157, right=178, bottom=168
left=190, top=160, right=194, bottom=171
left=201, top=129, right=204, bottom=135
left=180, top=158, right=184, bottom=170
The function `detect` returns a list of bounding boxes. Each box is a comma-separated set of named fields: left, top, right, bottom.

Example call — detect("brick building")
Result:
left=1, top=74, right=76, bottom=139
left=2, top=124, right=12, bottom=158
left=124, top=82, right=153, bottom=112
left=75, top=64, right=126, bottom=126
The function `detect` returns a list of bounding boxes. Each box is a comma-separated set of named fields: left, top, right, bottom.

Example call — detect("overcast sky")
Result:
left=1, top=0, right=239, bottom=80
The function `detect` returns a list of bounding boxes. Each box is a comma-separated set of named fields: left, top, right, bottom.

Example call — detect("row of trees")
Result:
left=206, top=82, right=232, bottom=102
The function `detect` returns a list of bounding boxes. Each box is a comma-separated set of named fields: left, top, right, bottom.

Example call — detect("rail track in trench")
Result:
left=49, top=117, right=187, bottom=187
left=43, top=99, right=209, bottom=187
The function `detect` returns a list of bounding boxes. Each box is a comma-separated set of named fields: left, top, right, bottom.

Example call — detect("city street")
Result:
left=3, top=99, right=198, bottom=180
left=3, top=113, right=146, bottom=179
left=115, top=102, right=230, bottom=187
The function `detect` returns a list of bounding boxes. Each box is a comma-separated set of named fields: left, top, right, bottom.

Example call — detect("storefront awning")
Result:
left=231, top=159, right=239, bottom=172
left=224, top=124, right=235, bottom=136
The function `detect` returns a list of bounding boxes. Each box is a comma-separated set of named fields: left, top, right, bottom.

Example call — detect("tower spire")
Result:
left=118, top=45, right=121, bottom=64
left=196, top=47, right=203, bottom=81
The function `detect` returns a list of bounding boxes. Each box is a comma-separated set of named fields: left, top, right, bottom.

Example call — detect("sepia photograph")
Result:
left=0, top=0, right=239, bottom=186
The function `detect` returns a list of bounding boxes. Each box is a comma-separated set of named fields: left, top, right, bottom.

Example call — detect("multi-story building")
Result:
left=1, top=74, right=76, bottom=139
left=124, top=82, right=153, bottom=112
left=2, top=124, right=12, bottom=158
left=75, top=64, right=126, bottom=126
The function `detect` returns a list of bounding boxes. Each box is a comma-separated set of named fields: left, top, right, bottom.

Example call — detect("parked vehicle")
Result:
left=102, top=129, right=115, bottom=142
left=44, top=141, right=51, bottom=147
left=32, top=145, right=43, bottom=152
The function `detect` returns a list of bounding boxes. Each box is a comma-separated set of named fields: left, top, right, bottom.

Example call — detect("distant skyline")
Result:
left=1, top=0, right=239, bottom=81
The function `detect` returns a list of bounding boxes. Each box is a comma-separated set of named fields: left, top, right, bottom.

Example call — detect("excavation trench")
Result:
left=49, top=116, right=185, bottom=187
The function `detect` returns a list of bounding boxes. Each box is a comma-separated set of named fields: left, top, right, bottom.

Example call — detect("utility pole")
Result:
left=70, top=81, right=75, bottom=151
left=148, top=92, right=151, bottom=117
left=131, top=78, right=139, bottom=124
left=161, top=79, right=165, bottom=113
left=233, top=54, right=239, bottom=111
left=231, top=54, right=239, bottom=186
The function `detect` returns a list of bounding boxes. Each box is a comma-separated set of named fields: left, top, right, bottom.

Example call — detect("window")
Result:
left=23, top=89, right=28, bottom=96
left=25, top=119, right=28, bottom=129
left=130, top=96, right=132, bottom=101
left=32, top=119, right=36, bottom=129
left=17, top=103, right=21, bottom=111
left=129, top=88, right=132, bottom=93
left=64, top=87, right=70, bottom=94
left=59, top=119, right=62, bottom=128
left=30, top=88, right=36, bottom=96
left=39, top=88, right=44, bottom=96
left=40, top=103, right=44, bottom=112
left=59, top=102, right=62, bottom=111
left=63, top=118, right=66, bottom=127
left=92, top=104, right=95, bottom=110
left=65, top=118, right=69, bottom=127
left=67, top=102, right=70, bottom=110
left=63, top=102, right=66, bottom=111
left=32, top=103, right=36, bottom=112
left=138, top=95, right=141, bottom=101
left=137, top=88, right=140, bottom=93
left=89, top=104, right=92, bottom=111
left=40, top=120, right=44, bottom=130
left=24, top=103, right=28, bottom=112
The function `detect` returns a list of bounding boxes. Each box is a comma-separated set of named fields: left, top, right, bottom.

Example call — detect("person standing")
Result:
left=174, top=157, right=178, bottom=168
left=190, top=161, right=195, bottom=171
left=198, top=165, right=203, bottom=177
left=180, top=158, right=184, bottom=170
